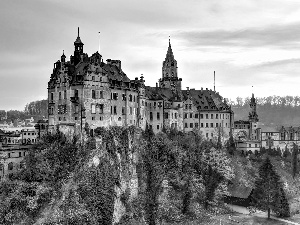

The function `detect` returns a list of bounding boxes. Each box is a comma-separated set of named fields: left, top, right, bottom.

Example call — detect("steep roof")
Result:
left=182, top=89, right=231, bottom=111
left=144, top=87, right=231, bottom=111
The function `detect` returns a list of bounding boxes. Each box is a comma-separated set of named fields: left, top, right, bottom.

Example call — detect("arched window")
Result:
left=8, top=162, right=13, bottom=171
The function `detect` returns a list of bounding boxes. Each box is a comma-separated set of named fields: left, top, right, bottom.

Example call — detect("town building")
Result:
left=0, top=128, right=34, bottom=180
left=47, top=28, right=234, bottom=139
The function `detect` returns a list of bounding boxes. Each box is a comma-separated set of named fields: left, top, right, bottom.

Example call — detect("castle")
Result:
left=47, top=28, right=234, bottom=139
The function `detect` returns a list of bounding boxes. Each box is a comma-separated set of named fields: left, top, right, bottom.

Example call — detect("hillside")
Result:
left=232, top=95, right=300, bottom=129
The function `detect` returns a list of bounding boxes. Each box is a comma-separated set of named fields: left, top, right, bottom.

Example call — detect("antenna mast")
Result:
left=98, top=32, right=101, bottom=53
left=214, top=71, right=215, bottom=92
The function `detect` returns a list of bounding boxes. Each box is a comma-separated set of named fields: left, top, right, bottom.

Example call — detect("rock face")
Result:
left=112, top=146, right=139, bottom=224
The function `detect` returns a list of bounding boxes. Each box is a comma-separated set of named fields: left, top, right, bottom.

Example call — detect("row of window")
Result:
left=111, top=93, right=138, bottom=102
left=184, top=122, right=229, bottom=128
left=182, top=113, right=230, bottom=120
left=7, top=151, right=26, bottom=158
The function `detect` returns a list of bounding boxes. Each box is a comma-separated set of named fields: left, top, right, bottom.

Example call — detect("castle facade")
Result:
left=48, top=28, right=234, bottom=139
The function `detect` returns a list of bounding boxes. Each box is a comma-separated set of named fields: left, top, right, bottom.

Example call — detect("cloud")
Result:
left=175, top=22, right=300, bottom=49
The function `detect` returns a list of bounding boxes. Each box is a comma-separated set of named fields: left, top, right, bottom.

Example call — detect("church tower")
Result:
left=74, top=27, right=84, bottom=66
left=159, top=38, right=182, bottom=91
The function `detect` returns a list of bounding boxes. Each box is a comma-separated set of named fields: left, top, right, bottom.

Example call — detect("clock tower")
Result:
left=159, top=38, right=182, bottom=91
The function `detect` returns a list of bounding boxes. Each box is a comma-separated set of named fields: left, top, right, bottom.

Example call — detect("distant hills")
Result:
left=231, top=96, right=300, bottom=130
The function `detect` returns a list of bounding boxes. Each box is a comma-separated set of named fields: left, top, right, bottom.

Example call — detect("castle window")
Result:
left=150, top=112, right=153, bottom=121
left=157, top=125, right=159, bottom=130
left=59, top=117, right=61, bottom=121
left=50, top=92, right=54, bottom=101
left=206, top=123, right=208, bottom=128
left=190, top=123, right=193, bottom=128
left=99, top=104, right=104, bottom=114
left=206, top=133, right=208, bottom=138
left=145, top=102, right=147, bottom=107
left=122, top=107, right=126, bottom=115
left=113, top=93, right=118, bottom=100
left=100, top=91, right=104, bottom=99
left=134, top=95, right=136, bottom=102
left=211, top=114, right=213, bottom=119
left=157, top=112, right=160, bottom=120
left=8, top=162, right=13, bottom=171
left=122, top=94, right=126, bottom=101
left=189, top=104, right=192, bottom=109
left=190, top=113, right=193, bottom=118
left=91, top=104, right=96, bottom=114
left=64, top=90, right=67, bottom=99
left=223, top=114, right=225, bottom=119
left=59, top=92, right=62, bottom=100
left=201, top=123, right=203, bottom=127
left=195, top=123, right=199, bottom=128
left=114, top=106, right=117, bottom=114
left=185, top=104, right=188, bottom=109
left=100, top=116, right=103, bottom=121
left=92, top=117, right=95, bottom=120
left=165, top=113, right=168, bottom=119
left=195, top=113, right=198, bottom=118
left=184, top=113, right=188, bottom=119
left=142, top=101, right=144, bottom=106
left=210, top=123, right=213, bottom=127
left=130, top=107, right=133, bottom=115
left=92, top=90, right=96, bottom=99
left=129, top=94, right=132, bottom=102
left=206, top=114, right=208, bottom=119
left=216, top=114, right=218, bottom=119
left=185, top=123, right=188, bottom=128
left=216, top=123, right=218, bottom=127
left=92, top=76, right=95, bottom=81
left=74, top=89, right=78, bottom=98
left=175, top=113, right=177, bottom=119
left=200, top=114, right=203, bottom=119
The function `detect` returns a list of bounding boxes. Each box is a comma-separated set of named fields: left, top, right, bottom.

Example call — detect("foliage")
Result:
left=251, top=157, right=290, bottom=219
left=292, top=143, right=298, bottom=179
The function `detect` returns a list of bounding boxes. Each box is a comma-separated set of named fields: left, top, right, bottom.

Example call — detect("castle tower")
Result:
left=74, top=27, right=84, bottom=66
left=249, top=93, right=259, bottom=140
left=249, top=93, right=259, bottom=122
left=159, top=38, right=182, bottom=91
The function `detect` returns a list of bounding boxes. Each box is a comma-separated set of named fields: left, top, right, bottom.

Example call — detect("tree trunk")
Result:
left=268, top=207, right=270, bottom=219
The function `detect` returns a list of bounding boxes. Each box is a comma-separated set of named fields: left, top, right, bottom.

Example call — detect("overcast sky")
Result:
left=1, top=0, right=300, bottom=110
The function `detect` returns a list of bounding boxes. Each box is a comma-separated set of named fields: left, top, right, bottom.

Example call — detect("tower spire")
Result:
left=78, top=27, right=80, bottom=37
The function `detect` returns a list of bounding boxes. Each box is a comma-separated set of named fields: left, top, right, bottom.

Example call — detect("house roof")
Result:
left=234, top=120, right=251, bottom=125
